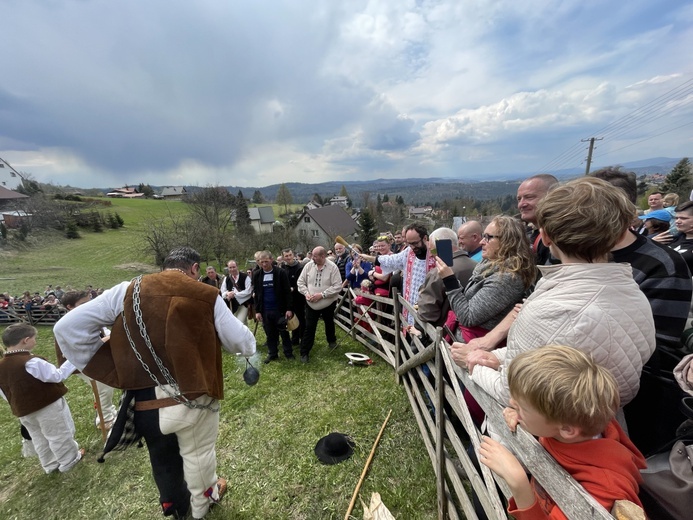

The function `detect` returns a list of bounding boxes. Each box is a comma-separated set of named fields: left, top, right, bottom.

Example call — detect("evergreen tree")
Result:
left=108, top=212, right=119, bottom=229
left=91, top=211, right=104, bottom=232
left=234, top=195, right=253, bottom=234
left=376, top=194, right=383, bottom=215
left=359, top=208, right=378, bottom=249
left=0, top=222, right=6, bottom=239
left=66, top=220, right=81, bottom=239
left=275, top=183, right=293, bottom=215
left=138, top=183, right=155, bottom=198
left=252, top=190, right=265, bottom=204
left=237, top=190, right=245, bottom=200
left=661, top=158, right=692, bottom=199
left=382, top=194, right=389, bottom=203
left=115, top=212, right=125, bottom=227
left=339, top=185, right=349, bottom=197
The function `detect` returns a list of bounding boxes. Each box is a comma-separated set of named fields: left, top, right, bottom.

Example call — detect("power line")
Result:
left=533, top=74, right=693, bottom=173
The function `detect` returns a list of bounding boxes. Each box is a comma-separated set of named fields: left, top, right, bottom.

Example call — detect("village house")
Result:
left=293, top=205, right=358, bottom=248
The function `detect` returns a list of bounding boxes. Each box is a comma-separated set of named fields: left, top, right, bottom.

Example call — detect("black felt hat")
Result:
left=314, top=432, right=354, bottom=464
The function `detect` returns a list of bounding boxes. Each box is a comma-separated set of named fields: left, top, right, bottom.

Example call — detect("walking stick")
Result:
left=344, top=409, right=392, bottom=520
left=90, top=380, right=108, bottom=444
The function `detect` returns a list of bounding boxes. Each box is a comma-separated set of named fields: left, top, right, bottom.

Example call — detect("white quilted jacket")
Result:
left=471, top=263, right=656, bottom=407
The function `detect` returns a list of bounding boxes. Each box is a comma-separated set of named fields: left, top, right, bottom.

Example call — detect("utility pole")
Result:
left=581, top=137, right=603, bottom=175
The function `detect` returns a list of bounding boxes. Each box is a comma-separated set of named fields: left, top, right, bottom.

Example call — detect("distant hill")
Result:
left=96, top=156, right=684, bottom=206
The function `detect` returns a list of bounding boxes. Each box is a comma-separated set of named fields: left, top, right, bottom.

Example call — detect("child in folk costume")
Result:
left=0, top=323, right=83, bottom=473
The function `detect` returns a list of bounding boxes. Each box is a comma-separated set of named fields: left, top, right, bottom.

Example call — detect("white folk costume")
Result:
left=0, top=352, right=81, bottom=473
left=54, top=270, right=256, bottom=519
left=377, top=246, right=436, bottom=324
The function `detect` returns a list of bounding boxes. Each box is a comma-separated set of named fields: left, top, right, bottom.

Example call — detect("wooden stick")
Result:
left=344, top=409, right=393, bottom=520
left=90, top=380, right=108, bottom=444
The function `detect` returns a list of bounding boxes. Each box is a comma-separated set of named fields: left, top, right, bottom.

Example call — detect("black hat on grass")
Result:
left=314, top=432, right=354, bottom=464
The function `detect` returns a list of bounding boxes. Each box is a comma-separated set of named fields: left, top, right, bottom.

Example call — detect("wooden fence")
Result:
left=334, top=288, right=615, bottom=520
left=0, top=305, right=67, bottom=326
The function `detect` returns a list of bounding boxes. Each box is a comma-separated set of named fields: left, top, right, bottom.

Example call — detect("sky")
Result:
left=1, top=0, right=692, bottom=190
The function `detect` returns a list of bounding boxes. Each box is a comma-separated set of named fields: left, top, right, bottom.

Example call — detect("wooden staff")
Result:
left=344, top=409, right=392, bottom=520
left=90, top=380, right=108, bottom=444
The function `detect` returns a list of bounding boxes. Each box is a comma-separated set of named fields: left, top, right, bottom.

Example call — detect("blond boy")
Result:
left=0, top=323, right=83, bottom=473
left=479, top=345, right=646, bottom=519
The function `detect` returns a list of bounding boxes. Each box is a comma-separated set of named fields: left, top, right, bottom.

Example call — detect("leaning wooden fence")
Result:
left=334, top=288, right=614, bottom=520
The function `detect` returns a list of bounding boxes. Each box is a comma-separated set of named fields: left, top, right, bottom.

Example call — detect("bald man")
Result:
left=517, top=174, right=559, bottom=265
left=457, top=221, right=483, bottom=262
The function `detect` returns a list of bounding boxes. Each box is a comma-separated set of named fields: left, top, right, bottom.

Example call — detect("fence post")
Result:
left=347, top=290, right=355, bottom=340
left=392, top=288, right=401, bottom=385
left=435, top=328, right=447, bottom=519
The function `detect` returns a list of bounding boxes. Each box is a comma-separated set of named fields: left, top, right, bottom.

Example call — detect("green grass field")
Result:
left=0, top=199, right=437, bottom=520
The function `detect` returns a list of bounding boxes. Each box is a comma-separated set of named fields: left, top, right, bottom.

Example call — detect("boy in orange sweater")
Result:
left=479, top=345, right=646, bottom=519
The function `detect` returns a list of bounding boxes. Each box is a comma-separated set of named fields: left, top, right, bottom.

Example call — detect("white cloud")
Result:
left=0, top=0, right=691, bottom=188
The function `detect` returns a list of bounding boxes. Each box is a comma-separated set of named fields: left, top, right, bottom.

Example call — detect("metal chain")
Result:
left=122, top=275, right=219, bottom=412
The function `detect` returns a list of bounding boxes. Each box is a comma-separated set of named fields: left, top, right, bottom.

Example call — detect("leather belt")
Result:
left=134, top=393, right=203, bottom=411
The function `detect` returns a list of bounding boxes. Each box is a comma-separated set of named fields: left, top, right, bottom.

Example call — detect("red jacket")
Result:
left=508, top=420, right=646, bottom=520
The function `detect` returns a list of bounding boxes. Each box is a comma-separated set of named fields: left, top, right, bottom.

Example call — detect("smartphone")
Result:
left=434, top=238, right=453, bottom=266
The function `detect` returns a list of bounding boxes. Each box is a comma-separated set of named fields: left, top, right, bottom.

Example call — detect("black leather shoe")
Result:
left=300, top=355, right=309, bottom=364
left=285, top=354, right=295, bottom=360
left=263, top=356, right=278, bottom=364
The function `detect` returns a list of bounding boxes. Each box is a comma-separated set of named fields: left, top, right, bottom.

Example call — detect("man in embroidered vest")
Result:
left=221, top=259, right=253, bottom=325
left=54, top=246, right=256, bottom=520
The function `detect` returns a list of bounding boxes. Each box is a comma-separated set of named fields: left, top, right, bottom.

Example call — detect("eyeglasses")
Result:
left=406, top=239, right=422, bottom=247
left=481, top=234, right=498, bottom=241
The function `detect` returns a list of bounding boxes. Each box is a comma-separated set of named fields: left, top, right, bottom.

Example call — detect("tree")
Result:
left=16, top=174, right=42, bottom=196
left=185, top=186, right=236, bottom=264
left=65, top=220, right=80, bottom=239
left=252, top=190, right=265, bottom=204
left=339, top=185, right=349, bottom=197
left=90, top=211, right=104, bottom=232
left=234, top=195, right=253, bottom=236
left=276, top=183, right=293, bottom=215
left=359, top=208, right=378, bottom=249
left=138, top=183, right=155, bottom=198
left=661, top=158, right=692, bottom=199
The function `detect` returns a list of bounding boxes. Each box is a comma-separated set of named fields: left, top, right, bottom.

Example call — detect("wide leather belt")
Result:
left=134, top=393, right=203, bottom=411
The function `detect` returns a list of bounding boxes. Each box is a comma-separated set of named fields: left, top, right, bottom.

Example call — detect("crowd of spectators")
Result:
left=0, top=284, right=104, bottom=321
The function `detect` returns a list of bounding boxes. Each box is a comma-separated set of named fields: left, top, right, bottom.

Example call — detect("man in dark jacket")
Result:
left=281, top=248, right=305, bottom=346
left=253, top=251, right=294, bottom=363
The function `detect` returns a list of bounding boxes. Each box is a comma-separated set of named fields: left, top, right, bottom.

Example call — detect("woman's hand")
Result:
left=435, top=256, right=453, bottom=278
left=466, top=350, right=500, bottom=373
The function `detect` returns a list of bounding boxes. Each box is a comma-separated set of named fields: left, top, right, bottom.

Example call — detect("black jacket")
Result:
left=253, top=266, right=292, bottom=315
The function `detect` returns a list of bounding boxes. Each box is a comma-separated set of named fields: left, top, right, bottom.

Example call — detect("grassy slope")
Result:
left=0, top=199, right=436, bottom=520
left=0, top=199, right=188, bottom=295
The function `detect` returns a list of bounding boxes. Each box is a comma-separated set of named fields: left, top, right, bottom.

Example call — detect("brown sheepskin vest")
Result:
left=0, top=353, right=68, bottom=417
left=82, top=270, right=224, bottom=399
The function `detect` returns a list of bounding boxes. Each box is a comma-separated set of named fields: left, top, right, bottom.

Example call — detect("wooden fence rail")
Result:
left=334, top=288, right=614, bottom=520
left=0, top=305, right=67, bottom=326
